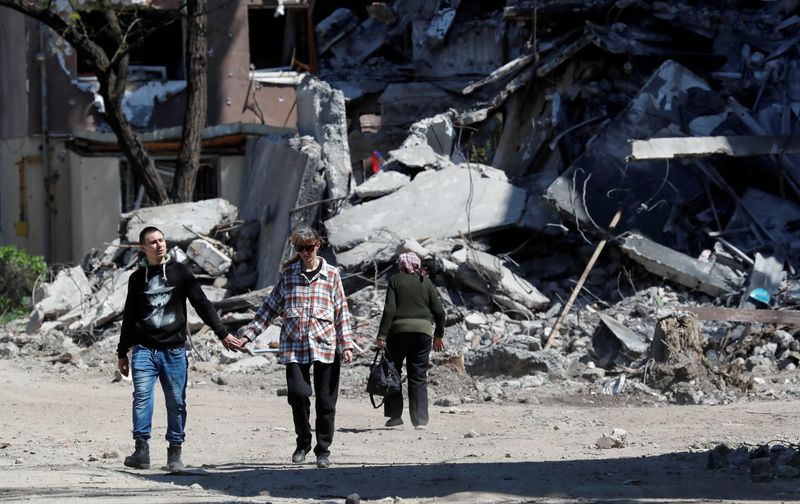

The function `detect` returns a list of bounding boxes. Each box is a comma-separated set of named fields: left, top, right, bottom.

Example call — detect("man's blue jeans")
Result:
left=130, top=345, right=188, bottom=445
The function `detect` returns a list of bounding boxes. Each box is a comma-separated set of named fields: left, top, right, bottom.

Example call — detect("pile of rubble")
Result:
left=3, top=0, right=800, bottom=406
left=709, top=442, right=800, bottom=482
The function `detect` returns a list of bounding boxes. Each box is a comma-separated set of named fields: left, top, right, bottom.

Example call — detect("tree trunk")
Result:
left=171, top=0, right=208, bottom=202
left=102, top=10, right=170, bottom=205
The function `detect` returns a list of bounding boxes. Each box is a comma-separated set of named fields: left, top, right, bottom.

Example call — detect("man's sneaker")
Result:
left=167, top=443, right=185, bottom=472
left=291, top=445, right=312, bottom=464
left=385, top=418, right=403, bottom=427
left=414, top=425, right=428, bottom=430
left=316, top=455, right=331, bottom=469
left=124, top=439, right=150, bottom=469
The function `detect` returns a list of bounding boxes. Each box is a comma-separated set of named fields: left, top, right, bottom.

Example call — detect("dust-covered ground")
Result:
left=1, top=357, right=800, bottom=504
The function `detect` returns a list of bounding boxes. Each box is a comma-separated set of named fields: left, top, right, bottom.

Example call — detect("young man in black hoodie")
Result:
left=117, top=226, right=242, bottom=471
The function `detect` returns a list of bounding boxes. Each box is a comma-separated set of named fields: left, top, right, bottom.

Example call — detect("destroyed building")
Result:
left=2, top=0, right=800, bottom=406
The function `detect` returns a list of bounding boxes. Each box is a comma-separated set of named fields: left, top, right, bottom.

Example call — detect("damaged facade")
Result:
left=3, top=0, right=800, bottom=411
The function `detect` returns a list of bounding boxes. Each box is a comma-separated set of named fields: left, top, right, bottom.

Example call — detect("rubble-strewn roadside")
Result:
left=3, top=3, right=800, bottom=497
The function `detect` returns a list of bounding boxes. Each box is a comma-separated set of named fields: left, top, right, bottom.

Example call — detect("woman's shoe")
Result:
left=414, top=425, right=428, bottom=430
left=385, top=418, right=404, bottom=427
left=291, top=444, right=312, bottom=463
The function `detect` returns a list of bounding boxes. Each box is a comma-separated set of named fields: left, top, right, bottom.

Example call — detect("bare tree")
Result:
left=0, top=0, right=209, bottom=204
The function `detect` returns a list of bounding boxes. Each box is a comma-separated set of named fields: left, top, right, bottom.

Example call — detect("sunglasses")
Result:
left=295, top=244, right=317, bottom=253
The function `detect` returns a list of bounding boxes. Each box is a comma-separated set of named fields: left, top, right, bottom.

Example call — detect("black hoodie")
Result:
left=117, top=257, right=227, bottom=358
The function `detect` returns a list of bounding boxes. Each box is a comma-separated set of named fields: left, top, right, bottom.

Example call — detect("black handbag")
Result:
left=365, top=348, right=402, bottom=408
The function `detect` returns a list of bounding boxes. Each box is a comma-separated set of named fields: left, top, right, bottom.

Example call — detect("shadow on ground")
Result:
left=137, top=451, right=800, bottom=502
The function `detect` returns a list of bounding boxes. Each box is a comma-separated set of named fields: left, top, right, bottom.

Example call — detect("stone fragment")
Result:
left=186, top=239, right=232, bottom=276
left=595, top=428, right=627, bottom=449
left=354, top=170, right=410, bottom=199
left=32, top=266, right=92, bottom=320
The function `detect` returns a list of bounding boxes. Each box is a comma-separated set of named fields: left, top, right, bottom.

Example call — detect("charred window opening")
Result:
left=119, top=158, right=219, bottom=212
left=76, top=9, right=184, bottom=80
left=248, top=7, right=309, bottom=70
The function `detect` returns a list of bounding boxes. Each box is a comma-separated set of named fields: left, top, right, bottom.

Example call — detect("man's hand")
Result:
left=117, top=357, right=129, bottom=377
left=375, top=338, right=385, bottom=349
left=433, top=337, right=445, bottom=352
left=342, top=349, right=353, bottom=365
left=221, top=334, right=246, bottom=352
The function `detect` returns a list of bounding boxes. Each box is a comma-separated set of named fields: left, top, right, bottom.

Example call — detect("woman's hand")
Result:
left=342, top=349, right=353, bottom=365
left=433, top=337, right=445, bottom=352
left=375, top=338, right=385, bottom=349
left=221, top=334, right=246, bottom=352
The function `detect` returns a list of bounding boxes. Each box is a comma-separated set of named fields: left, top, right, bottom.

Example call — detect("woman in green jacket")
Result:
left=376, top=252, right=446, bottom=429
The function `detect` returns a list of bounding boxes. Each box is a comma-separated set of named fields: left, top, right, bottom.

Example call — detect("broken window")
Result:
left=119, top=158, right=219, bottom=212
left=76, top=9, right=184, bottom=80
left=248, top=5, right=310, bottom=70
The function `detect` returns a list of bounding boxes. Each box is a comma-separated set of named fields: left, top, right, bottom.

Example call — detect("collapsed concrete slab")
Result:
left=239, top=135, right=326, bottom=288
left=325, top=164, right=547, bottom=250
left=122, top=198, right=237, bottom=245
left=619, top=232, right=743, bottom=297
left=297, top=76, right=353, bottom=205
left=628, top=135, right=800, bottom=161
left=334, top=238, right=398, bottom=272
left=354, top=170, right=410, bottom=199
left=450, top=247, right=550, bottom=312
left=31, top=265, right=92, bottom=320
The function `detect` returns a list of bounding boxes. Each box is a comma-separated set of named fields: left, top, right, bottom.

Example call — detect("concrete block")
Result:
left=122, top=198, right=237, bottom=245
left=187, top=239, right=232, bottom=276
left=619, top=232, right=743, bottom=297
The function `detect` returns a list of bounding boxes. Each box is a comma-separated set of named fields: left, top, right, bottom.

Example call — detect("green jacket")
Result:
left=377, top=272, right=445, bottom=340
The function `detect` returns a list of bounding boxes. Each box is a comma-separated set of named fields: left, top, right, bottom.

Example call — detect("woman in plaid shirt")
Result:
left=239, top=226, right=354, bottom=469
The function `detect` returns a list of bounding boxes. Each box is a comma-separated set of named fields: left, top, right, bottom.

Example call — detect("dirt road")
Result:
left=1, top=358, right=798, bottom=503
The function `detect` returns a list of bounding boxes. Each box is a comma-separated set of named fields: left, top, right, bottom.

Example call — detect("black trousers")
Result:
left=385, top=332, right=432, bottom=427
left=285, top=355, right=341, bottom=457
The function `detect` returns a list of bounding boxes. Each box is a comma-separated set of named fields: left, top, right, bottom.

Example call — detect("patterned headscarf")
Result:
left=397, top=252, right=427, bottom=277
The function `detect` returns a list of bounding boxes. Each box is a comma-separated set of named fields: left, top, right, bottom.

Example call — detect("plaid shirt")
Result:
left=241, top=258, right=353, bottom=364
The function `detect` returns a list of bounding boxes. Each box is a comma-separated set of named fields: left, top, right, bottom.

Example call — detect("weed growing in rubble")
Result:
left=0, top=246, right=46, bottom=323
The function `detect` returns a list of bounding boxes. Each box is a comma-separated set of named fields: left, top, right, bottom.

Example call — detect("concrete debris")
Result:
left=592, top=314, right=648, bottom=368
left=385, top=113, right=457, bottom=168
left=618, top=232, right=743, bottom=298
left=238, top=136, right=325, bottom=289
left=121, top=198, right=238, bottom=246
left=7, top=0, right=800, bottom=418
left=297, top=76, right=353, bottom=209
left=595, top=428, right=628, bottom=449
left=315, top=9, right=359, bottom=55
left=450, top=247, right=549, bottom=313
left=353, top=170, right=410, bottom=200
left=628, top=135, right=800, bottom=161
left=186, top=239, right=232, bottom=276
left=388, top=143, right=443, bottom=170
left=329, top=17, right=388, bottom=66
left=325, top=164, right=546, bottom=250
left=31, top=266, right=92, bottom=320
left=62, top=270, right=134, bottom=333
left=708, top=443, right=800, bottom=483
